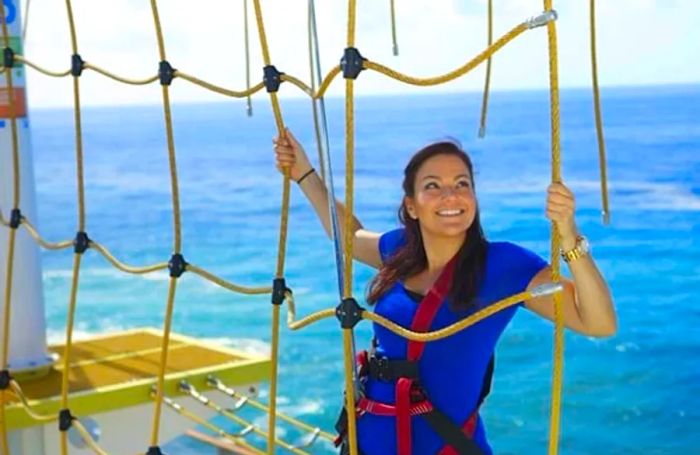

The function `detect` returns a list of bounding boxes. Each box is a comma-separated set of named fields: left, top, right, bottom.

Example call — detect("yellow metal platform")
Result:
left=4, top=328, right=271, bottom=431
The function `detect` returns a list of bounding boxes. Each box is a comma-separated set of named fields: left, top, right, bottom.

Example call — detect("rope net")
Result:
left=0, top=1, right=609, bottom=454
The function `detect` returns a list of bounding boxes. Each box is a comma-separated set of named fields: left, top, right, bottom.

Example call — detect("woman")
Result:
left=273, top=128, right=617, bottom=455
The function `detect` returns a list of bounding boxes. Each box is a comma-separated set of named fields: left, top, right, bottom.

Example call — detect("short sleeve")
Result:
left=378, top=228, right=406, bottom=263
left=498, top=242, right=548, bottom=295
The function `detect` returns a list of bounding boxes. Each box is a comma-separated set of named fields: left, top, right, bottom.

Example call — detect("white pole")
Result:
left=1, top=0, right=52, bottom=379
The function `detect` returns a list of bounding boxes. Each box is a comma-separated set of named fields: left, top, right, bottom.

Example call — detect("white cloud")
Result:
left=6, top=0, right=700, bottom=108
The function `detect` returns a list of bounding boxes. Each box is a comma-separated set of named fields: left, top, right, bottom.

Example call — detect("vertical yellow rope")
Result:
left=0, top=6, right=21, bottom=454
left=478, top=0, right=493, bottom=138
left=341, top=2, right=359, bottom=454
left=542, top=2, right=564, bottom=455
left=22, top=0, right=32, bottom=43
left=589, top=0, right=609, bottom=224
left=389, top=0, right=398, bottom=56
left=244, top=0, right=252, bottom=116
left=146, top=0, right=187, bottom=448
left=249, top=1, right=291, bottom=452
left=149, top=279, right=178, bottom=446
left=59, top=253, right=83, bottom=455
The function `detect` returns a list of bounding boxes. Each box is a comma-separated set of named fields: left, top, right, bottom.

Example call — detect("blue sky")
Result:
left=8, top=0, right=700, bottom=107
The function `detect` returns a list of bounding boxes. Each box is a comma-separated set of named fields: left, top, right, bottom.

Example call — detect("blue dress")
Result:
left=356, top=229, right=547, bottom=454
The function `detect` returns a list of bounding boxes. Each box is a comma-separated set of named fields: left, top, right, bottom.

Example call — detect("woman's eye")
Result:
left=457, top=180, right=471, bottom=189
left=425, top=182, right=439, bottom=190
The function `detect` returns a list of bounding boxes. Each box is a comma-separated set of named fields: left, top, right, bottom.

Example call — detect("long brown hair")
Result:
left=366, top=140, right=488, bottom=311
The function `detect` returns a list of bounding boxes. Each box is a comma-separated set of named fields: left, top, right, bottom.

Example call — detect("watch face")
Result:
left=579, top=236, right=590, bottom=253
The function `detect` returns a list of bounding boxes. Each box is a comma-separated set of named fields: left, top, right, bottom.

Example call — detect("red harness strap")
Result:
left=395, top=256, right=457, bottom=455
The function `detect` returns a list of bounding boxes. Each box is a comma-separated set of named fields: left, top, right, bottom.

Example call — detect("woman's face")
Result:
left=405, top=153, right=477, bottom=239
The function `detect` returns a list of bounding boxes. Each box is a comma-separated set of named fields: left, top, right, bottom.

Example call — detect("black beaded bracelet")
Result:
left=296, top=168, right=315, bottom=184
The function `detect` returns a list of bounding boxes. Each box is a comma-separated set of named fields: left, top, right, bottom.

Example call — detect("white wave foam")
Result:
left=202, top=337, right=270, bottom=356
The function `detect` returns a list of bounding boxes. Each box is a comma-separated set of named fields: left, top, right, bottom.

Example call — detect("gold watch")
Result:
left=561, top=235, right=590, bottom=263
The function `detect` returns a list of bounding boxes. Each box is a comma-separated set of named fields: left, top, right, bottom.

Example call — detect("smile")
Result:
left=436, top=209, right=465, bottom=217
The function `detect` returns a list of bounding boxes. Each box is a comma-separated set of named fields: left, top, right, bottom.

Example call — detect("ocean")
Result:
left=25, top=84, right=700, bottom=453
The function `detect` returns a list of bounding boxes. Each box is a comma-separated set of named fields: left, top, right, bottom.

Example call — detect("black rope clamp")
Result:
left=71, top=54, right=84, bottom=77
left=168, top=253, right=187, bottom=278
left=341, top=47, right=365, bottom=80
left=74, top=231, right=90, bottom=254
left=9, top=208, right=21, bottom=229
left=159, top=60, right=176, bottom=86
left=335, top=297, right=364, bottom=329
left=146, top=446, right=165, bottom=455
left=271, top=277, right=290, bottom=306
left=0, top=370, right=11, bottom=390
left=3, top=47, right=14, bottom=69
left=58, top=408, right=75, bottom=432
left=263, top=65, right=284, bottom=93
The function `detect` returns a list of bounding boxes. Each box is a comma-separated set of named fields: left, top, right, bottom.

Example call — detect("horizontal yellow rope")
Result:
left=186, top=263, right=271, bottom=295
left=83, top=63, right=159, bottom=85
left=364, top=289, right=532, bottom=341
left=20, top=218, right=74, bottom=250
left=72, top=419, right=110, bottom=455
left=8, top=380, right=58, bottom=422
left=90, top=242, right=169, bottom=275
left=314, top=65, right=341, bottom=99
left=364, top=21, right=527, bottom=87
left=160, top=395, right=265, bottom=454
left=16, top=56, right=71, bottom=77
left=183, top=384, right=311, bottom=455
left=283, top=292, right=335, bottom=330
left=280, top=74, right=313, bottom=97
left=176, top=71, right=266, bottom=98
left=285, top=287, right=560, bottom=341
left=210, top=377, right=335, bottom=442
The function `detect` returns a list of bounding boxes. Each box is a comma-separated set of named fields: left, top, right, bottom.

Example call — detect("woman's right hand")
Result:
left=274, top=128, right=313, bottom=182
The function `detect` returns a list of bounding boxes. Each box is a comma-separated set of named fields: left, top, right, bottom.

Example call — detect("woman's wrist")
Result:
left=296, top=167, right=315, bottom=184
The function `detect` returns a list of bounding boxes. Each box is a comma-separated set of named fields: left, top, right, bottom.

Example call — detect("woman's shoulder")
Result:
left=483, top=240, right=548, bottom=279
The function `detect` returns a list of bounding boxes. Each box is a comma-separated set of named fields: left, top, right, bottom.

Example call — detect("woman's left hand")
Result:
left=546, top=182, right=579, bottom=247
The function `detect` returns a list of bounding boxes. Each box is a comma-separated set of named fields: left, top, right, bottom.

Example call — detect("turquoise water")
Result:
left=28, top=85, right=700, bottom=454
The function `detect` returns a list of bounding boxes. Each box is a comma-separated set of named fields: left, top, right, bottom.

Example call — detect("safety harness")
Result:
left=335, top=256, right=493, bottom=454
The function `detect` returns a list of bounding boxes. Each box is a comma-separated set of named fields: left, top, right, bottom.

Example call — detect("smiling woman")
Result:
left=273, top=128, right=617, bottom=455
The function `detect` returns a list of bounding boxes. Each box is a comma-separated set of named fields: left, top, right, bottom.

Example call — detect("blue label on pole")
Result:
left=3, top=0, right=16, bottom=25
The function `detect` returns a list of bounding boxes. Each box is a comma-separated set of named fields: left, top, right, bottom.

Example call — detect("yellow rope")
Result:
left=249, top=1, right=293, bottom=452
left=280, top=74, right=314, bottom=97
left=478, top=0, right=493, bottom=138
left=540, top=2, right=564, bottom=454
left=15, top=56, right=72, bottom=77
left=284, top=287, right=560, bottom=341
left=186, top=264, right=272, bottom=295
left=144, top=0, right=189, bottom=448
left=72, top=419, right=110, bottom=455
left=19, top=219, right=74, bottom=250
left=59, top=253, right=83, bottom=455
left=177, top=70, right=265, bottom=98
left=244, top=0, right=253, bottom=115
left=389, top=0, right=399, bottom=56
left=314, top=65, right=341, bottom=99
left=8, top=380, right=58, bottom=422
left=589, top=0, right=610, bottom=224
left=83, top=63, right=159, bottom=85
left=364, top=21, right=527, bottom=87
left=149, top=278, right=178, bottom=447
left=160, top=395, right=265, bottom=454
left=22, top=0, right=32, bottom=42
left=340, top=2, right=361, bottom=453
